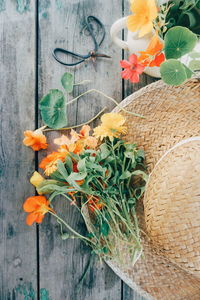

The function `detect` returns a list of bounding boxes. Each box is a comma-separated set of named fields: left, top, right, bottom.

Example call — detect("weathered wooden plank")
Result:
left=38, top=0, right=123, bottom=299
left=0, top=1, right=37, bottom=299
left=123, top=286, right=148, bottom=300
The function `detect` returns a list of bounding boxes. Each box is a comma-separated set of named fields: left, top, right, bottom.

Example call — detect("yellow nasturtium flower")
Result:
left=30, top=171, right=45, bottom=188
left=93, top=113, right=127, bottom=141
left=127, top=0, right=158, bottom=38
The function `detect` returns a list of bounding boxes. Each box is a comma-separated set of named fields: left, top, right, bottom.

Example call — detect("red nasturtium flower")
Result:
left=138, top=33, right=165, bottom=67
left=23, top=128, right=47, bottom=151
left=120, top=54, right=145, bottom=83
left=23, top=196, right=54, bottom=226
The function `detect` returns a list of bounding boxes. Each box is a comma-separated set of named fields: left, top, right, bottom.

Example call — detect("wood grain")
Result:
left=38, top=0, right=123, bottom=299
left=0, top=1, right=37, bottom=299
left=0, top=0, right=159, bottom=299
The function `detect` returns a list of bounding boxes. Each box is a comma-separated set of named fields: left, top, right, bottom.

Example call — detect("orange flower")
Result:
left=54, top=125, right=98, bottom=155
left=87, top=195, right=104, bottom=212
left=23, top=127, right=47, bottom=151
left=127, top=0, right=158, bottom=37
left=138, top=33, right=165, bottom=67
left=23, top=196, right=54, bottom=226
left=39, top=147, right=68, bottom=176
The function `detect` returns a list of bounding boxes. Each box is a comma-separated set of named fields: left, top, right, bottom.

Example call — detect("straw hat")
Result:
left=106, top=77, right=200, bottom=300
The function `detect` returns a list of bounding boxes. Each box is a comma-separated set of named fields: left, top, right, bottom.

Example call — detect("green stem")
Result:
left=61, top=193, right=81, bottom=213
left=112, top=194, right=141, bottom=247
left=66, top=89, right=145, bottom=118
left=49, top=211, right=95, bottom=246
left=82, top=197, right=121, bottom=240
left=73, top=80, right=91, bottom=86
left=43, top=108, right=106, bottom=132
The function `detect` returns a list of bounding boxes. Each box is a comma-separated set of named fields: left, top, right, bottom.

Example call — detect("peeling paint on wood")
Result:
left=14, top=283, right=52, bottom=300
left=16, top=0, right=30, bottom=13
left=15, top=282, right=35, bottom=300
left=0, top=0, right=6, bottom=12
left=40, top=288, right=52, bottom=300
left=39, top=0, right=51, bottom=20
left=39, top=0, right=50, bottom=13
left=55, top=0, right=62, bottom=10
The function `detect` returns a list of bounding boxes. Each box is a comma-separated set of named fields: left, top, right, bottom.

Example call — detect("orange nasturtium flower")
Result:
left=127, top=0, right=158, bottom=37
left=138, top=33, right=165, bottom=67
left=39, top=147, right=68, bottom=176
left=93, top=113, right=127, bottom=141
left=54, top=125, right=98, bottom=154
left=23, top=196, right=54, bottom=226
left=23, top=127, right=47, bottom=151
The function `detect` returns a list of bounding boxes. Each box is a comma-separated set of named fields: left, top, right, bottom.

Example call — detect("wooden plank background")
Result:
left=0, top=1, right=38, bottom=299
left=0, top=0, right=156, bottom=299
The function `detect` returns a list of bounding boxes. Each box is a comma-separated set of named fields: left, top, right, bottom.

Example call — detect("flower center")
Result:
left=130, top=64, right=136, bottom=70
left=37, top=204, right=49, bottom=215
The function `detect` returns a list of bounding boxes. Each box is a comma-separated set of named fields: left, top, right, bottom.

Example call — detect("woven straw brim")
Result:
left=144, top=138, right=200, bottom=279
left=108, top=78, right=200, bottom=300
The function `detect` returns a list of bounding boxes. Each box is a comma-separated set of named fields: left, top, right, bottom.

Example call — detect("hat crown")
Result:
left=144, top=139, right=200, bottom=278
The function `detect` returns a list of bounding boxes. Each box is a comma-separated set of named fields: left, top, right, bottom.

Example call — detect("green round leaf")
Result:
left=61, top=72, right=74, bottom=93
left=160, top=59, right=187, bottom=86
left=164, top=26, right=197, bottom=59
left=189, top=59, right=200, bottom=71
left=39, top=89, right=67, bottom=129
left=183, top=64, right=193, bottom=78
left=189, top=51, right=200, bottom=59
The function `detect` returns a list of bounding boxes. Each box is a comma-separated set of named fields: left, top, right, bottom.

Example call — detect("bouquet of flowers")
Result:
left=119, top=0, right=200, bottom=85
left=23, top=111, right=148, bottom=263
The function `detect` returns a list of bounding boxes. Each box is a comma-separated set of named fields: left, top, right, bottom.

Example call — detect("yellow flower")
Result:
left=30, top=172, right=45, bottom=194
left=93, top=113, right=127, bottom=141
left=30, top=171, right=45, bottom=187
left=127, top=0, right=158, bottom=38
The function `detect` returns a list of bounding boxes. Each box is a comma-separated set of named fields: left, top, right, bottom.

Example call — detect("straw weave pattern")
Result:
left=109, top=78, right=200, bottom=300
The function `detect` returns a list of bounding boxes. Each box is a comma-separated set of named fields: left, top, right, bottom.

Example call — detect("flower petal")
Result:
left=23, top=130, right=47, bottom=151
left=151, top=52, right=165, bottom=67
left=127, top=15, right=141, bottom=32
left=136, top=63, right=145, bottom=74
left=26, top=212, right=38, bottom=226
left=129, top=54, right=138, bottom=65
left=120, top=60, right=131, bottom=68
left=85, top=136, right=98, bottom=149
left=121, top=69, right=132, bottom=80
left=130, top=72, right=140, bottom=83
left=23, top=196, right=48, bottom=212
left=30, top=171, right=44, bottom=188
left=35, top=214, right=45, bottom=224
left=54, top=135, right=70, bottom=146
left=138, top=21, right=153, bottom=38
left=80, top=125, right=91, bottom=137
left=148, top=0, right=158, bottom=20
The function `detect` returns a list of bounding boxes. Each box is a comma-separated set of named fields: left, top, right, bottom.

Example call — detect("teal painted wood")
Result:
left=38, top=0, right=123, bottom=299
left=0, top=1, right=37, bottom=299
